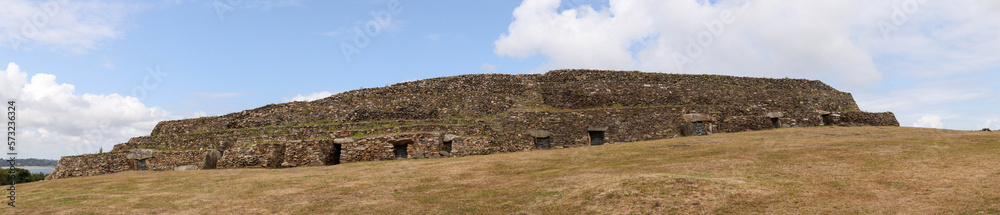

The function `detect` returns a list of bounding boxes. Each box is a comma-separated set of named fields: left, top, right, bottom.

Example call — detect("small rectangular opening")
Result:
left=822, top=114, right=832, bottom=126
left=771, top=118, right=780, bottom=129
left=330, top=144, right=342, bottom=165
left=394, top=144, right=408, bottom=159
left=692, top=122, right=707, bottom=136
left=535, top=137, right=550, bottom=149
left=136, top=159, right=147, bottom=171
left=589, top=131, right=605, bottom=145
left=442, top=141, right=452, bottom=153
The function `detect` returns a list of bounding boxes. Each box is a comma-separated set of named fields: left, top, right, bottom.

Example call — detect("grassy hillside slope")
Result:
left=8, top=127, right=1000, bottom=214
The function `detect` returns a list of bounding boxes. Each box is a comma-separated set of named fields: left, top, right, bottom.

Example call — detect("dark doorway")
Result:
left=692, top=122, right=707, bottom=136
left=535, top=137, right=550, bottom=149
left=822, top=114, right=832, bottom=126
left=771, top=118, right=780, bottom=129
left=394, top=143, right=408, bottom=159
left=589, top=131, right=605, bottom=145
left=330, top=144, right=342, bottom=165
left=203, top=150, right=220, bottom=169
left=136, top=159, right=147, bottom=170
left=442, top=141, right=452, bottom=153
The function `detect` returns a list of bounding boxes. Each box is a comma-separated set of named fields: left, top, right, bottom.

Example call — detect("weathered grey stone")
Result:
left=173, top=165, right=199, bottom=171
left=203, top=149, right=222, bottom=169
left=766, top=112, right=784, bottom=118
left=682, top=114, right=715, bottom=122
left=334, top=138, right=354, bottom=144
left=587, top=126, right=609, bottom=131
left=681, top=121, right=710, bottom=136
left=126, top=149, right=155, bottom=160
left=527, top=130, right=552, bottom=138
left=443, top=134, right=460, bottom=142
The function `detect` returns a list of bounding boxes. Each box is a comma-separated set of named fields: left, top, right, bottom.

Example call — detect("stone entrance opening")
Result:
left=681, top=114, right=715, bottom=136
left=535, top=137, right=550, bottom=149
left=136, top=159, right=147, bottom=170
left=767, top=112, right=783, bottom=129
left=589, top=131, right=605, bottom=145
left=442, top=141, right=452, bottom=153
left=587, top=127, right=608, bottom=146
left=394, top=144, right=408, bottom=158
left=391, top=139, right=412, bottom=159
left=528, top=130, right=553, bottom=149
left=691, top=122, right=707, bottom=136
left=330, top=144, right=342, bottom=165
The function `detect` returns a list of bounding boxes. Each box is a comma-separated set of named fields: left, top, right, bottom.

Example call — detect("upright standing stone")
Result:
left=203, top=149, right=222, bottom=169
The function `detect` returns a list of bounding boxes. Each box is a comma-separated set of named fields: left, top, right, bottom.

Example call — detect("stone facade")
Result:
left=46, top=150, right=205, bottom=180
left=219, top=143, right=285, bottom=168
left=48, top=69, right=899, bottom=180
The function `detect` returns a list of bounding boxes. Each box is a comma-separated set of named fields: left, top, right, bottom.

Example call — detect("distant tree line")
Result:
left=17, top=158, right=58, bottom=166
left=1, top=168, right=46, bottom=185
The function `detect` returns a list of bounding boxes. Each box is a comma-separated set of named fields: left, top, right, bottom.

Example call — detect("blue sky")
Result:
left=2, top=0, right=999, bottom=159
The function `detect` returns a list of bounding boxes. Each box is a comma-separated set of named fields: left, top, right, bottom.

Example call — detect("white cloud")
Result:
left=978, top=119, right=1000, bottom=131
left=913, top=115, right=944, bottom=129
left=497, top=0, right=1000, bottom=130
left=0, top=0, right=146, bottom=53
left=495, top=0, right=1000, bottom=86
left=284, top=91, right=337, bottom=102
left=1, top=62, right=172, bottom=159
left=495, top=0, right=887, bottom=87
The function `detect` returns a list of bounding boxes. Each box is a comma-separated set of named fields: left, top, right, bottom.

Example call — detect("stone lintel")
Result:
left=682, top=114, right=715, bottom=122
left=443, top=134, right=461, bottom=142
left=333, top=138, right=354, bottom=144
left=126, top=149, right=155, bottom=160
left=528, top=130, right=552, bottom=138
left=766, top=112, right=784, bottom=118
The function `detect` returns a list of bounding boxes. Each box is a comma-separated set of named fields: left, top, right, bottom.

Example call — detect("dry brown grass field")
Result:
left=5, top=126, right=1000, bottom=214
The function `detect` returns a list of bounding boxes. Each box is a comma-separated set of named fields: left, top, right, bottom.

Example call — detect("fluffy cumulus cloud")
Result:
left=284, top=91, right=337, bottom=102
left=0, top=0, right=144, bottom=53
left=497, top=0, right=1000, bottom=130
left=912, top=115, right=945, bottom=129
left=2, top=62, right=171, bottom=159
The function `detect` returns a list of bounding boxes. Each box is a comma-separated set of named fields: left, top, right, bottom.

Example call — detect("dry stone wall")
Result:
left=47, top=150, right=206, bottom=180
left=339, top=133, right=442, bottom=162
left=148, top=69, right=869, bottom=136
left=218, top=143, right=286, bottom=168
left=116, top=121, right=488, bottom=152
left=50, top=69, right=899, bottom=180
left=145, top=151, right=206, bottom=171
left=838, top=111, right=899, bottom=126
left=281, top=140, right=339, bottom=167
left=46, top=152, right=132, bottom=180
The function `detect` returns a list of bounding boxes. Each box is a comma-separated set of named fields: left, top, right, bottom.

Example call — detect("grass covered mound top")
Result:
left=12, top=126, right=1000, bottom=214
